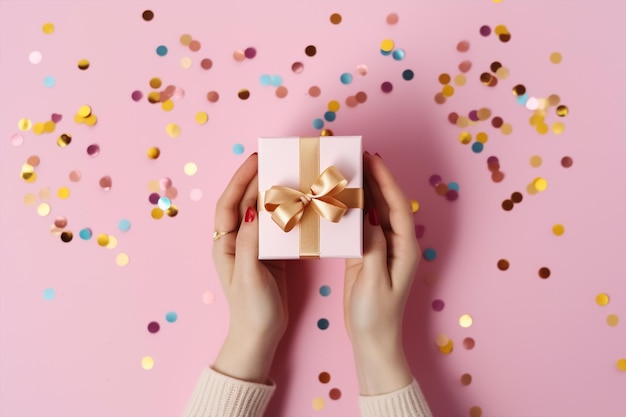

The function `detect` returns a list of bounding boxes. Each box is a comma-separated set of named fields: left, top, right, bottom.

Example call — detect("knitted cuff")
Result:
left=358, top=379, right=433, bottom=417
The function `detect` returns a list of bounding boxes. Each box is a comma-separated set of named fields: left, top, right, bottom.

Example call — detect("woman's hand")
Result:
left=344, top=152, right=420, bottom=395
left=212, top=153, right=288, bottom=384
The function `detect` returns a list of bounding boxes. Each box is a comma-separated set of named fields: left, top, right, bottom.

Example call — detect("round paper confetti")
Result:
left=203, top=291, right=215, bottom=304
left=60, top=231, right=73, bottom=242
left=56, top=187, right=70, bottom=200
left=118, top=219, right=131, bottom=232
left=29, top=51, right=42, bottom=64
left=97, top=234, right=110, bottom=247
left=238, top=89, right=250, bottom=100
left=533, top=177, right=548, bottom=191
left=151, top=208, right=164, bottom=220
left=233, top=143, right=244, bottom=155
left=317, top=318, right=329, bottom=330
left=195, top=111, right=208, bottom=125
left=37, top=203, right=51, bottom=217
left=312, top=397, right=325, bottom=411
left=381, top=81, right=393, bottom=93
left=43, top=76, right=56, bottom=88
left=469, top=406, right=483, bottom=417
left=461, top=373, right=472, bottom=386
left=77, top=59, right=90, bottom=70
left=148, top=322, right=160, bottom=333
left=550, top=52, right=562, bottom=64
left=165, top=311, right=178, bottom=323
left=141, top=356, right=154, bottom=370
left=595, top=293, right=610, bottom=306
left=23, top=194, right=36, bottom=206
left=330, top=13, right=342, bottom=24
left=552, top=224, right=565, bottom=236
left=319, top=372, right=331, bottom=383
left=423, top=248, right=437, bottom=261
left=11, top=134, right=24, bottom=147
left=106, top=235, right=118, bottom=250
left=158, top=197, right=171, bottom=210
left=142, top=10, right=154, bottom=21
left=319, top=285, right=331, bottom=297
left=305, top=45, right=317, bottom=56
left=190, top=189, right=203, bottom=202
left=99, top=176, right=112, bottom=191
left=410, top=200, right=420, bottom=213
left=606, top=314, right=619, bottom=327
left=292, top=62, right=304, bottom=73
left=79, top=228, right=92, bottom=240
left=386, top=13, right=399, bottom=25
left=180, top=56, right=192, bottom=69
left=276, top=86, right=288, bottom=98
left=402, top=69, right=414, bottom=81
left=184, top=162, right=198, bottom=176
left=538, top=267, right=551, bottom=279
left=43, top=288, right=56, bottom=300
left=340, top=73, right=353, bottom=84
left=116, top=253, right=130, bottom=267
left=432, top=299, right=445, bottom=312
left=463, top=337, right=475, bottom=350
left=497, top=259, right=510, bottom=271
left=561, top=156, right=573, bottom=168
left=329, top=388, right=341, bottom=400
left=392, top=49, right=405, bottom=60
left=86, top=144, right=100, bottom=156
left=42, top=22, right=55, bottom=34
left=166, top=123, right=181, bottom=138
left=617, top=359, right=626, bottom=371
left=459, top=314, right=473, bottom=328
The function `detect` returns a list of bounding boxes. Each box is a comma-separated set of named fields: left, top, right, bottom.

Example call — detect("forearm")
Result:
left=213, top=332, right=278, bottom=384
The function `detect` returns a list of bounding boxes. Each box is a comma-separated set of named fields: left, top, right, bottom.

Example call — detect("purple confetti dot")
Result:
left=487, top=156, right=499, bottom=164
left=480, top=25, right=491, bottom=36
left=86, top=144, right=100, bottom=156
left=51, top=113, right=62, bottom=123
left=469, top=110, right=479, bottom=121
left=415, top=224, right=425, bottom=239
left=131, top=90, right=143, bottom=101
left=429, top=174, right=442, bottom=187
left=148, top=193, right=160, bottom=204
left=381, top=81, right=393, bottom=93
left=432, top=299, right=445, bottom=312
left=147, top=321, right=160, bottom=333
left=244, top=47, right=256, bottom=59
left=445, top=189, right=459, bottom=201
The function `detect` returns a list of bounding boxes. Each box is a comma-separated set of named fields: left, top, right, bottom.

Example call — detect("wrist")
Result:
left=213, top=332, right=278, bottom=384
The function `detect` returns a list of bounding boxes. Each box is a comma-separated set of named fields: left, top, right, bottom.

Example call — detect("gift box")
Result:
left=258, top=136, right=363, bottom=259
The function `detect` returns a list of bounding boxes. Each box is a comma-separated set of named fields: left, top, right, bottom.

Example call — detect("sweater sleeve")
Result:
left=182, top=367, right=276, bottom=417
left=358, top=379, right=433, bottom=417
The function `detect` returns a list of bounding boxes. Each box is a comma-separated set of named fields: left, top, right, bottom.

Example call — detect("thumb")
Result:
left=362, top=207, right=389, bottom=284
left=234, top=206, right=259, bottom=275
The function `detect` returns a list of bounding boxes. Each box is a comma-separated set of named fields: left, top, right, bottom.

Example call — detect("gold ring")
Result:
left=212, top=230, right=236, bottom=241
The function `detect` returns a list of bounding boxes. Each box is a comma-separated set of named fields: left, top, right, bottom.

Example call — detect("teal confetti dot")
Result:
left=259, top=74, right=271, bottom=86
left=340, top=73, right=353, bottom=84
left=156, top=45, right=168, bottom=56
left=424, top=248, right=437, bottom=261
left=43, top=76, right=56, bottom=88
left=319, top=285, right=331, bottom=297
left=317, top=318, right=329, bottom=330
left=118, top=219, right=131, bottom=232
left=165, top=311, right=178, bottom=323
left=402, top=69, right=414, bottom=81
left=158, top=197, right=171, bottom=210
left=471, top=142, right=484, bottom=153
left=448, top=182, right=460, bottom=191
left=79, top=228, right=92, bottom=240
left=269, top=75, right=283, bottom=86
left=380, top=49, right=392, bottom=56
left=233, top=143, right=245, bottom=155
left=392, top=49, right=405, bottom=60
left=313, top=118, right=324, bottom=129
left=516, top=93, right=529, bottom=105
left=324, top=111, right=336, bottom=122
left=43, top=288, right=56, bottom=300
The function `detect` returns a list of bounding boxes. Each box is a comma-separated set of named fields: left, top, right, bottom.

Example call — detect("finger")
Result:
left=361, top=207, right=391, bottom=287
left=234, top=206, right=260, bottom=278
left=238, top=174, right=258, bottom=223
left=363, top=153, right=390, bottom=231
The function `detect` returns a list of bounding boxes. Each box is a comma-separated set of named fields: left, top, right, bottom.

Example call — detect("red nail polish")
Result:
left=364, top=150, right=371, bottom=156
left=251, top=152, right=258, bottom=155
left=368, top=207, right=379, bottom=226
left=374, top=152, right=383, bottom=159
left=245, top=206, right=255, bottom=222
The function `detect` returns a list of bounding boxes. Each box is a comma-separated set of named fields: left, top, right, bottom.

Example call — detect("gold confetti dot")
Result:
left=442, top=85, right=455, bottom=97
left=33, top=123, right=45, bottom=135
left=166, top=123, right=181, bottom=138
left=380, top=39, right=394, bottom=52
left=435, top=334, right=450, bottom=347
left=151, top=208, right=164, bottom=220
left=195, top=111, right=209, bottom=125
left=476, top=132, right=488, bottom=144
left=439, top=340, right=454, bottom=354
left=330, top=13, right=342, bottom=24
left=497, top=259, right=510, bottom=271
left=84, top=114, right=97, bottom=126
left=469, top=406, right=483, bottom=417
left=312, top=397, right=325, bottom=410
left=141, top=356, right=154, bottom=370
left=459, top=314, right=473, bottom=328
left=180, top=56, right=192, bottom=69
left=495, top=66, right=509, bottom=79
left=552, top=122, right=565, bottom=134
left=494, top=24, right=509, bottom=35
left=410, top=200, right=420, bottom=213
left=42, top=23, right=55, bottom=34
left=37, top=203, right=51, bottom=217
left=161, top=100, right=174, bottom=111
left=78, top=59, right=90, bottom=70
left=536, top=122, right=549, bottom=135
left=500, top=123, right=513, bottom=135
left=328, top=100, right=340, bottom=112
left=106, top=235, right=118, bottom=249
left=320, top=129, right=333, bottom=136
left=57, top=187, right=70, bottom=200
left=550, top=52, right=562, bottom=64
left=556, top=105, right=569, bottom=117
left=533, top=177, right=548, bottom=191
left=184, top=162, right=198, bottom=176
left=39, top=187, right=51, bottom=200
left=552, top=224, right=565, bottom=236
left=538, top=267, right=551, bottom=279
left=18, top=118, right=32, bottom=131
left=147, top=147, right=160, bottom=159
left=459, top=132, right=472, bottom=145
left=180, top=34, right=192, bottom=46
left=166, top=205, right=179, bottom=217
left=606, top=314, right=619, bottom=327
left=77, top=105, right=92, bottom=118
left=24, top=193, right=37, bottom=206
left=530, top=155, right=542, bottom=167
left=454, top=74, right=467, bottom=86
left=97, top=234, right=110, bottom=247
left=438, top=73, right=451, bottom=85
left=617, top=359, right=626, bottom=371
left=461, top=373, right=472, bottom=386
left=149, top=77, right=162, bottom=89
left=116, top=253, right=130, bottom=267
left=596, top=293, right=610, bottom=306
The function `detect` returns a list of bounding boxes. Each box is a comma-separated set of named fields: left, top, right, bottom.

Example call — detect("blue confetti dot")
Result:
left=165, top=311, right=178, bottom=323
left=340, top=73, right=353, bottom=84
left=79, top=228, right=92, bottom=240
left=402, top=69, right=414, bottom=81
left=471, top=142, right=484, bottom=153
left=317, top=318, right=329, bottom=330
left=312, top=118, right=324, bottom=129
left=392, top=49, right=405, bottom=60
left=118, top=219, right=131, bottom=232
left=380, top=49, right=392, bottom=56
left=424, top=248, right=437, bottom=261
left=43, top=288, right=56, bottom=300
left=233, top=143, right=245, bottom=155
left=319, top=285, right=331, bottom=297
left=43, top=76, right=56, bottom=88
left=516, top=93, right=529, bottom=106
left=158, top=197, right=171, bottom=210
left=269, top=75, right=283, bottom=86
left=324, top=111, right=336, bottom=122
left=259, top=74, right=271, bottom=86
left=156, top=45, right=168, bottom=56
left=448, top=182, right=460, bottom=191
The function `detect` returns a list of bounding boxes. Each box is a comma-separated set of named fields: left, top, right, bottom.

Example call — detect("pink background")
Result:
left=1, top=1, right=625, bottom=416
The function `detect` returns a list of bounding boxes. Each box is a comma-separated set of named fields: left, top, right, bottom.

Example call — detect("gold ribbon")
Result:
left=262, top=137, right=363, bottom=257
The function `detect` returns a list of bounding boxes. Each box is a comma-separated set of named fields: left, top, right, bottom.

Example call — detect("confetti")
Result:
left=329, top=13, right=342, bottom=24
left=538, top=267, right=551, bottom=279
left=459, top=314, right=473, bottom=328
left=165, top=311, right=178, bottom=323
left=461, top=373, right=472, bottom=386
left=43, top=288, right=56, bottom=300
left=312, top=397, right=325, bottom=410
left=148, top=322, right=160, bottom=333
left=233, top=143, right=245, bottom=155
left=37, top=203, right=51, bottom=217
left=423, top=248, right=437, bottom=261
left=202, top=291, right=215, bottom=304
left=319, top=285, right=331, bottom=297
left=595, top=293, right=610, bottom=306
left=463, top=337, right=476, bottom=350
left=141, top=356, right=154, bottom=370
left=606, top=314, right=619, bottom=327
left=29, top=51, right=42, bottom=64
left=319, top=372, right=331, bottom=383
left=317, top=318, right=329, bottom=330
left=329, top=388, right=341, bottom=400
left=184, top=162, right=198, bottom=176
left=77, top=59, right=90, bottom=70
left=42, top=22, right=55, bottom=34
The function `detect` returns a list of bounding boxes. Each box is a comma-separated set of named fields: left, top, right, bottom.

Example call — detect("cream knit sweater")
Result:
left=183, top=367, right=432, bottom=417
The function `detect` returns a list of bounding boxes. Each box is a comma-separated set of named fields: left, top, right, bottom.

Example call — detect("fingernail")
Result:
left=368, top=207, right=379, bottom=226
left=364, top=150, right=371, bottom=156
left=245, top=206, right=255, bottom=222
left=251, top=152, right=258, bottom=156
left=374, top=152, right=383, bottom=159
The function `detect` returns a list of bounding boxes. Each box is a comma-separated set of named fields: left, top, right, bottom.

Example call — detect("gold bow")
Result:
left=264, top=166, right=353, bottom=232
